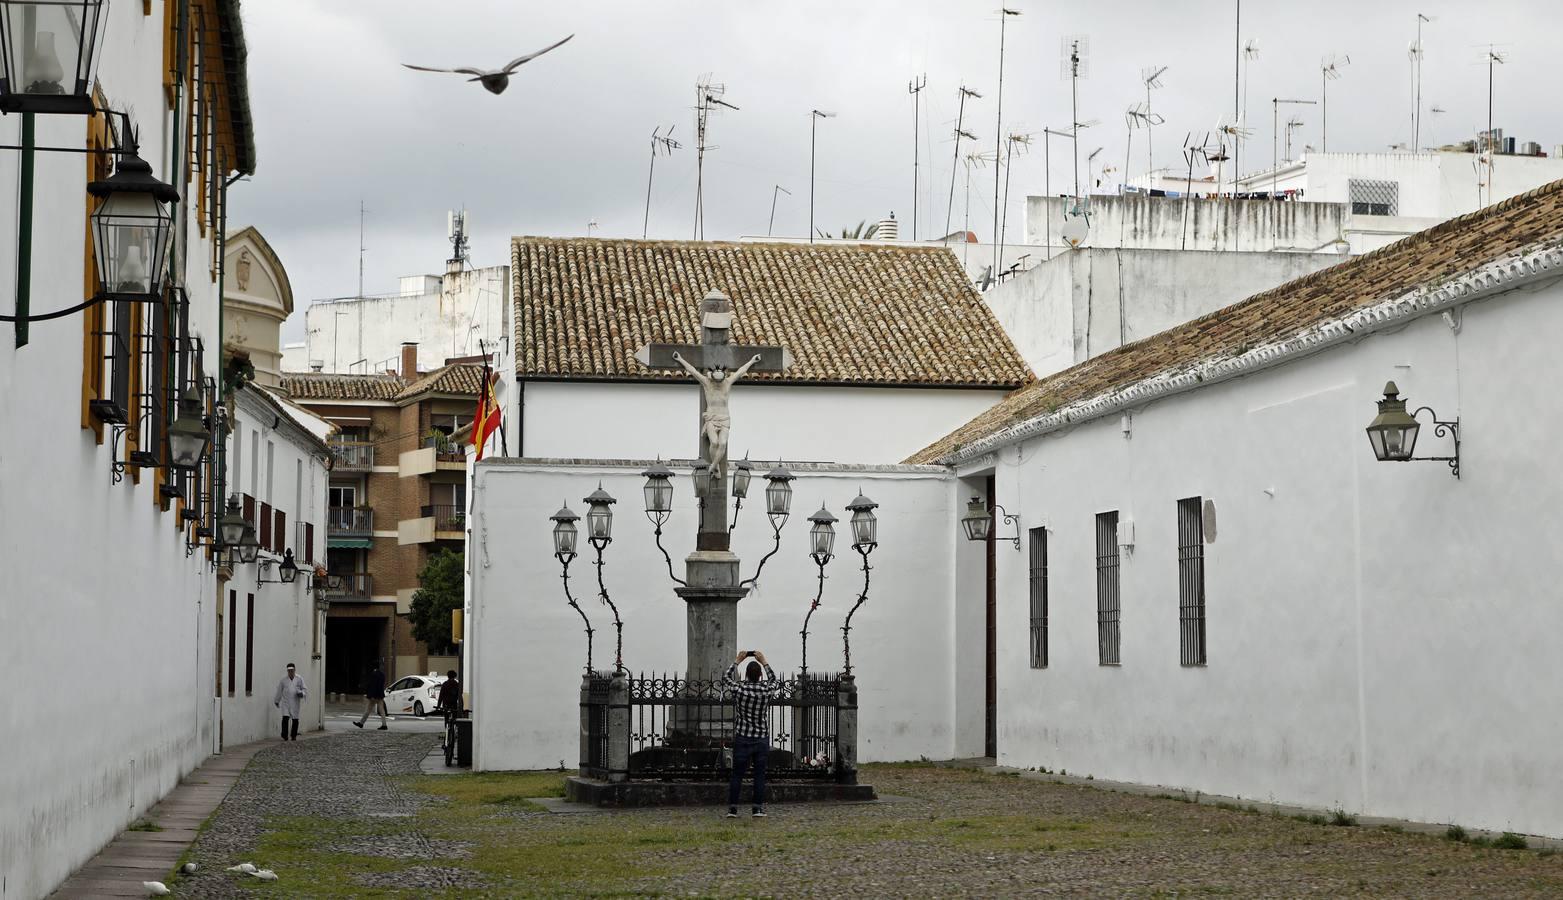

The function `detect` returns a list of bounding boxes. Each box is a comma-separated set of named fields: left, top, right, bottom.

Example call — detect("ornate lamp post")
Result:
left=0, top=0, right=108, bottom=115
left=729, top=456, right=753, bottom=528
left=741, top=462, right=795, bottom=589
left=551, top=504, right=595, bottom=671
left=88, top=140, right=178, bottom=301
left=841, top=492, right=878, bottom=676
left=800, top=505, right=836, bottom=675
left=642, top=461, right=686, bottom=586
left=1366, top=381, right=1460, bottom=478
left=961, top=495, right=1021, bottom=549
left=583, top=485, right=625, bottom=672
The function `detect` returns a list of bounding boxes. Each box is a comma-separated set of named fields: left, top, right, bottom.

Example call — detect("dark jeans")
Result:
left=728, top=736, right=769, bottom=810
left=281, top=716, right=299, bottom=740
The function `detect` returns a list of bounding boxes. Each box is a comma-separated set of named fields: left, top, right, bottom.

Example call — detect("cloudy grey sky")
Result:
left=229, top=1, right=1560, bottom=343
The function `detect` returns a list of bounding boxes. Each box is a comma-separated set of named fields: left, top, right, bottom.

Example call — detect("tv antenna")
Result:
left=643, top=125, right=681, bottom=239
left=1239, top=39, right=1259, bottom=183
left=693, top=76, right=739, bottom=239
left=767, top=184, right=791, bottom=237
left=1214, top=117, right=1252, bottom=194
left=1410, top=14, right=1434, bottom=149
left=1060, top=35, right=1091, bottom=202
left=992, top=7, right=1022, bottom=281
left=1141, top=65, right=1168, bottom=172
left=1427, top=103, right=1446, bottom=146
left=998, top=131, right=1033, bottom=274
left=1476, top=44, right=1509, bottom=206
left=1180, top=132, right=1213, bottom=249
left=447, top=208, right=470, bottom=268
left=357, top=200, right=367, bottom=298
left=1124, top=103, right=1162, bottom=192
left=942, top=85, right=982, bottom=243
left=962, top=150, right=994, bottom=270
left=1270, top=98, right=1315, bottom=196
left=1284, top=116, right=1306, bottom=163
left=1041, top=127, right=1072, bottom=257
left=908, top=74, right=927, bottom=241
left=1319, top=54, right=1349, bottom=153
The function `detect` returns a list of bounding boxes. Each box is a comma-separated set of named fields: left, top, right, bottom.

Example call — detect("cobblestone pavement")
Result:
left=169, top=735, right=1563, bottom=898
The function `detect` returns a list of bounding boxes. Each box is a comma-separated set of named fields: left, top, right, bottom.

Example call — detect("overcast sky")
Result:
left=229, top=1, right=1561, bottom=344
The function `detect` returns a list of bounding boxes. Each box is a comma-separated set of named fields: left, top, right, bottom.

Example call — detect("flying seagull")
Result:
left=403, top=34, right=574, bottom=95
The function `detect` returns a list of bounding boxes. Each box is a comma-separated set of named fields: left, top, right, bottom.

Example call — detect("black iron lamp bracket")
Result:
left=1408, top=408, right=1461, bottom=479
left=994, top=503, right=1023, bottom=550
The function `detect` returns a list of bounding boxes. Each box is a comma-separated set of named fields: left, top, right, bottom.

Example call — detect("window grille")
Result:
left=130, top=300, right=170, bottom=471
left=1177, top=497, right=1207, bottom=666
left=227, top=589, right=237, bottom=696
left=1028, top=527, right=1048, bottom=668
left=90, top=299, right=134, bottom=425
left=245, top=594, right=255, bottom=694
left=1349, top=178, right=1399, bottom=216
left=1096, top=511, right=1121, bottom=665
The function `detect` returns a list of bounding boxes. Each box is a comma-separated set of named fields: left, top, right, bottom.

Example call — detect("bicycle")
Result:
left=440, top=706, right=458, bottom=766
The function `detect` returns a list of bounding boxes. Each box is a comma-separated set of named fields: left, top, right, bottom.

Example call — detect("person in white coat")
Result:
left=273, top=663, right=308, bottom=741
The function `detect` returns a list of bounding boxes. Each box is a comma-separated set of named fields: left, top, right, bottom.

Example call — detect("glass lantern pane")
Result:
left=554, top=520, right=578, bottom=555
left=962, top=515, right=991, bottom=542
left=587, top=508, right=612, bottom=540
left=767, top=479, right=793, bottom=516
left=732, top=467, right=751, bottom=499
left=169, top=433, right=204, bottom=468
left=1, top=1, right=99, bottom=97
left=93, top=192, right=171, bottom=295
left=852, top=510, right=876, bottom=546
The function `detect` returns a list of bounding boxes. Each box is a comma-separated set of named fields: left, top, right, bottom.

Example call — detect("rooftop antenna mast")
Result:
left=767, top=184, right=791, bottom=237
left=999, top=131, right=1033, bottom=274
left=943, top=85, right=982, bottom=243
left=447, top=208, right=470, bottom=268
left=1270, top=97, right=1315, bottom=196
left=1240, top=39, right=1259, bottom=189
left=1320, top=55, right=1349, bottom=153
left=908, top=74, right=926, bottom=241
left=1180, top=133, right=1212, bottom=250
left=1141, top=65, right=1168, bottom=173
left=1041, top=127, right=1072, bottom=259
left=1215, top=118, right=1252, bottom=198
left=1411, top=14, right=1433, bottom=149
left=1060, top=35, right=1093, bottom=204
left=1479, top=44, right=1508, bottom=207
left=963, top=150, right=993, bottom=272
left=357, top=200, right=366, bottom=298
left=1125, top=103, right=1162, bottom=192
left=693, top=76, right=738, bottom=240
left=992, top=7, right=1021, bottom=281
left=643, top=125, right=681, bottom=239
left=1232, top=1, right=1240, bottom=189
left=1427, top=103, right=1446, bottom=146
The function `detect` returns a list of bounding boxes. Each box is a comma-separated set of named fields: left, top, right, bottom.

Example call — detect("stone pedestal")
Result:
left=676, top=550, right=747, bottom=681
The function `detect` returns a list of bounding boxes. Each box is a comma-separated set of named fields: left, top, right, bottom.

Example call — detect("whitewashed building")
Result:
left=0, top=1, right=260, bottom=896
left=295, top=260, right=509, bottom=376
left=502, top=237, right=1030, bottom=465
left=910, top=178, right=1563, bottom=838
left=218, top=383, right=332, bottom=746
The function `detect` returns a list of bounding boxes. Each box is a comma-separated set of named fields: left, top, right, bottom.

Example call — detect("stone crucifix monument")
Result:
left=633, top=290, right=793, bottom=681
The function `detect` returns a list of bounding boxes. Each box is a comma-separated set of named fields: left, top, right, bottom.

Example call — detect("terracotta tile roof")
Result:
left=909, top=177, right=1563, bottom=464
left=395, top=364, right=486, bottom=401
left=279, top=372, right=403, bottom=402
left=512, top=237, right=1030, bottom=388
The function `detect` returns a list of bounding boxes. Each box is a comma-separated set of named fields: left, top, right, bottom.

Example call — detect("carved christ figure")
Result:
left=671, top=351, right=762, bottom=479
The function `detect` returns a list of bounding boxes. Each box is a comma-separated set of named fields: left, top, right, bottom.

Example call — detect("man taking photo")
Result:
left=724, top=649, right=780, bottom=818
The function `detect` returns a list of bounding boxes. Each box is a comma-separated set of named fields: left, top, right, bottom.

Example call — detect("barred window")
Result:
left=1028, top=527, right=1048, bottom=668
left=1177, top=498, right=1207, bottom=666
left=1095, top=511, right=1121, bottom=665
left=1349, top=178, right=1399, bottom=216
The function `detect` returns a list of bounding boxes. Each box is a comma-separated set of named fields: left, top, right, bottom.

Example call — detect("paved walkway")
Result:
left=48, top=737, right=293, bottom=898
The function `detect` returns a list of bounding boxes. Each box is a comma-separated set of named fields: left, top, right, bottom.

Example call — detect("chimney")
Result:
left=400, top=342, right=419, bottom=380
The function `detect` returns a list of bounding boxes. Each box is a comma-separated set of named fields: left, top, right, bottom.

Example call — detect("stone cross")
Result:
left=634, top=289, right=792, bottom=682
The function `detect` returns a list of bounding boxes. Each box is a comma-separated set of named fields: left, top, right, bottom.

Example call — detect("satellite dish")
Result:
left=1060, top=214, right=1089, bottom=248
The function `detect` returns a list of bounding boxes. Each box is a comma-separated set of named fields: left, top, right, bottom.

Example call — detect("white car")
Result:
left=385, top=674, right=448, bottom=717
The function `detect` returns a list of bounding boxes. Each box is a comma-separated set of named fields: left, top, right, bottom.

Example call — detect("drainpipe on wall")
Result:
left=13, top=113, right=34, bottom=347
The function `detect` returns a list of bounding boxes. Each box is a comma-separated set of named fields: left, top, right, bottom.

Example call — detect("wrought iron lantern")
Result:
left=217, top=495, right=247, bottom=547
left=88, top=144, right=178, bottom=300
left=0, top=0, right=107, bottom=114
left=641, top=460, right=673, bottom=516
left=731, top=456, right=753, bottom=500
left=807, top=505, right=837, bottom=564
left=1365, top=381, right=1461, bottom=478
left=277, top=549, right=299, bottom=584
left=583, top=484, right=616, bottom=544
left=961, top=495, right=1021, bottom=549
left=846, top=491, right=879, bottom=550
left=235, top=521, right=260, bottom=564
left=166, top=387, right=211, bottom=470
left=550, top=504, right=579, bottom=561
left=690, top=459, right=711, bottom=499
left=764, top=462, right=795, bottom=518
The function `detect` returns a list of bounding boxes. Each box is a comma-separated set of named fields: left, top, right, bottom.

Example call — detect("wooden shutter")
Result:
left=275, top=509, right=286, bottom=555
left=259, top=502, right=272, bottom=550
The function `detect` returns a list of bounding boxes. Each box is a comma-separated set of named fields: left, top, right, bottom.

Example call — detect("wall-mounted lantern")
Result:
left=88, top=142, right=178, bottom=300
left=258, top=549, right=299, bottom=587
left=217, top=495, right=247, bottom=547
left=166, top=387, right=211, bottom=470
left=235, top=521, right=260, bottom=564
left=0, top=0, right=107, bottom=115
left=961, top=495, right=1021, bottom=550
left=1365, top=381, right=1461, bottom=478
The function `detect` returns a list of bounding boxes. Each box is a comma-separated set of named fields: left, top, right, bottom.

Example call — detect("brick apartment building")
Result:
left=281, top=344, right=481, bottom=694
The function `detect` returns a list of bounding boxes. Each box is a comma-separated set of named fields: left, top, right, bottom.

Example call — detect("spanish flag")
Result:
left=472, top=365, right=502, bottom=461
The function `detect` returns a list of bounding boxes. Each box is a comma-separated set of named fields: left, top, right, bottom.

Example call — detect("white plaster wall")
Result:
left=986, top=273, right=1563, bottom=837
left=467, top=461, right=957, bottom=770
left=1241, top=152, right=1563, bottom=219
left=0, top=4, right=227, bottom=895
left=218, top=393, right=330, bottom=745
left=1026, top=195, right=1349, bottom=253
left=303, top=266, right=509, bottom=374
left=517, top=381, right=1010, bottom=465
left=985, top=249, right=1341, bottom=379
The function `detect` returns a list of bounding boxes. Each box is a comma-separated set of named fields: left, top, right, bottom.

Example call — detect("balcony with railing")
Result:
left=325, top=572, right=373, bottom=601
left=423, top=503, right=466, bottom=536
left=327, top=506, right=374, bottom=537
left=329, top=439, right=375, bottom=470
left=424, top=432, right=467, bottom=465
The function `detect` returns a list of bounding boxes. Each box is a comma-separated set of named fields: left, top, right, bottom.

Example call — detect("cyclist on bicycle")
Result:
left=436, top=670, right=462, bottom=755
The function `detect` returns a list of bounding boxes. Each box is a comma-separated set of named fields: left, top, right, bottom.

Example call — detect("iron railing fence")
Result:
left=580, top=672, right=847, bottom=783
left=327, top=506, right=374, bottom=534
left=1095, top=511, right=1122, bottom=665
left=422, top=504, right=466, bottom=531
left=329, top=440, right=374, bottom=469
left=327, top=572, right=373, bottom=600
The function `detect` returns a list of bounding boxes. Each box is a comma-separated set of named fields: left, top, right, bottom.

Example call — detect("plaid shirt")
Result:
left=724, top=661, right=780, bottom=740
